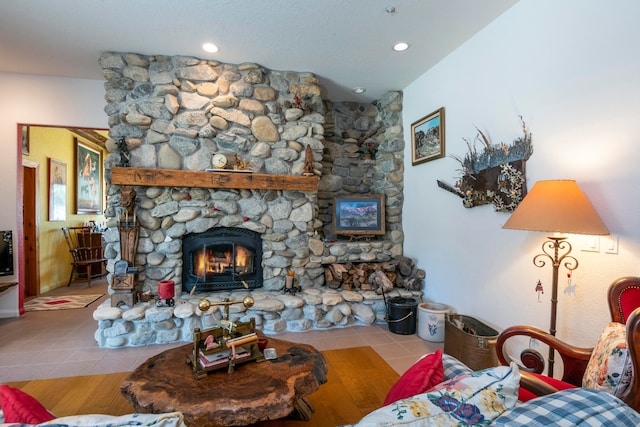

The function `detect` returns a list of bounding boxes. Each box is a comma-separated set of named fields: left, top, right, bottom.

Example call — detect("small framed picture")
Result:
left=48, top=158, right=67, bottom=221
left=20, top=125, right=30, bottom=156
left=333, top=194, right=385, bottom=236
left=411, top=107, right=445, bottom=165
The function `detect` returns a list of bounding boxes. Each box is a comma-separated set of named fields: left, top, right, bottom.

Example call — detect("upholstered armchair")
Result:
left=496, top=276, right=640, bottom=412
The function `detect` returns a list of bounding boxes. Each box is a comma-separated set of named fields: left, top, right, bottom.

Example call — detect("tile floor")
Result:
left=0, top=279, right=442, bottom=382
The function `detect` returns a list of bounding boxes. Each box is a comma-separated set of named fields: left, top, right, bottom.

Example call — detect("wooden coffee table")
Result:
left=120, top=334, right=327, bottom=427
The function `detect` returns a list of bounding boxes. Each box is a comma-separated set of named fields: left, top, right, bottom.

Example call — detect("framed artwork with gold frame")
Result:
left=411, top=107, right=445, bottom=165
left=75, top=139, right=102, bottom=214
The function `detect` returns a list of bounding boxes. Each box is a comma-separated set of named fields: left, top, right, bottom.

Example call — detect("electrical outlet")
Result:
left=602, top=235, right=619, bottom=255
left=580, top=235, right=600, bottom=252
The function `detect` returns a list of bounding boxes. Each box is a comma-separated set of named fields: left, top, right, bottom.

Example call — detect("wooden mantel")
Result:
left=111, top=167, right=318, bottom=191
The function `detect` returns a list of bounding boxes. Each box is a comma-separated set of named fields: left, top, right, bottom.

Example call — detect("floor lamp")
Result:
left=503, top=180, right=609, bottom=377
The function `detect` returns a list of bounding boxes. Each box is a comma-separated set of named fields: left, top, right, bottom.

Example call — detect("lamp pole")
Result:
left=533, top=236, right=578, bottom=377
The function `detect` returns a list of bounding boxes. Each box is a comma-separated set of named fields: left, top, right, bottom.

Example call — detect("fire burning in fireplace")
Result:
left=182, top=227, right=263, bottom=293
left=194, top=244, right=252, bottom=276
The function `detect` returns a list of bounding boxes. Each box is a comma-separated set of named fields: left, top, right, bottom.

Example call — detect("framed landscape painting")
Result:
left=333, top=194, right=385, bottom=236
left=75, top=139, right=102, bottom=214
left=411, top=107, right=445, bottom=165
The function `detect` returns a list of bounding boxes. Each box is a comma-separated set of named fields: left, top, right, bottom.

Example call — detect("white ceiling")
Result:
left=0, top=0, right=517, bottom=102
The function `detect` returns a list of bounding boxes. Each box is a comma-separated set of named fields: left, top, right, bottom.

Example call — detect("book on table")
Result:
left=199, top=345, right=251, bottom=368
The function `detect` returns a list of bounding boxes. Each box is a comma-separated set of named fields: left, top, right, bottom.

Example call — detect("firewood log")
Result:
left=369, top=270, right=394, bottom=294
left=324, top=269, right=341, bottom=289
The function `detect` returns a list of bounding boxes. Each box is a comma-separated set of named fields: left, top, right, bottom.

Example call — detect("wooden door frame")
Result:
left=16, top=125, right=27, bottom=314
left=22, top=160, right=40, bottom=298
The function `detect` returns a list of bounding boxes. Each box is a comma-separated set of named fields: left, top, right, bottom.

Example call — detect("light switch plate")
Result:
left=602, top=235, right=619, bottom=254
left=580, top=235, right=600, bottom=252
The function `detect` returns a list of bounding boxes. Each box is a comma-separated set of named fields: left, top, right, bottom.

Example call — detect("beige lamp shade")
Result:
left=503, top=180, right=609, bottom=235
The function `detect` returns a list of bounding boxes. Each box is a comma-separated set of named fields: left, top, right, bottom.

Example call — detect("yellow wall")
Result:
left=22, top=126, right=106, bottom=293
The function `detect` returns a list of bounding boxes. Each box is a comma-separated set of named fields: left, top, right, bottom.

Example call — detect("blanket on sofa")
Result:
left=345, top=354, right=640, bottom=426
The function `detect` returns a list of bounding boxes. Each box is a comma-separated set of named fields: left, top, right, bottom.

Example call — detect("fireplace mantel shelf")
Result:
left=111, top=167, right=318, bottom=191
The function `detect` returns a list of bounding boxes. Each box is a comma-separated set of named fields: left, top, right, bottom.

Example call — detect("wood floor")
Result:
left=7, top=346, right=399, bottom=426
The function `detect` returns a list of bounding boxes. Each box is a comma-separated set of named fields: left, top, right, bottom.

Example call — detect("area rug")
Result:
left=24, top=294, right=104, bottom=311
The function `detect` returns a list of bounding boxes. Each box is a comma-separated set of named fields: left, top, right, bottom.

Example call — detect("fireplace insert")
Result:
left=182, top=227, right=263, bottom=293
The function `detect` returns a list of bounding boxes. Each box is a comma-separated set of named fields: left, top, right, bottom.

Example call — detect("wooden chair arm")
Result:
left=617, top=307, right=640, bottom=412
left=497, top=325, right=592, bottom=386
left=518, top=370, right=562, bottom=396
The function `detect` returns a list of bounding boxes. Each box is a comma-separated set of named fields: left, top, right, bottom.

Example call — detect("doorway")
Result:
left=17, top=124, right=108, bottom=301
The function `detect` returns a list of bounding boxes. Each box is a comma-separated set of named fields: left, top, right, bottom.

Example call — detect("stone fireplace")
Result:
left=92, top=51, right=423, bottom=347
left=182, top=227, right=263, bottom=293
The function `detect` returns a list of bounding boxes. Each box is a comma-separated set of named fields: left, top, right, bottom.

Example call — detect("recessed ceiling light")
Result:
left=353, top=87, right=366, bottom=94
left=393, top=42, right=409, bottom=52
left=202, top=43, right=219, bottom=53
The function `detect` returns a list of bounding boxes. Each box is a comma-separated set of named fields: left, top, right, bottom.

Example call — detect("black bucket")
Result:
left=386, top=297, right=419, bottom=335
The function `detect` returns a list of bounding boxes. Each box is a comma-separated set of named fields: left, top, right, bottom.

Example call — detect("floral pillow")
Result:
left=34, top=412, right=187, bottom=426
left=582, top=321, right=633, bottom=397
left=351, top=362, right=520, bottom=426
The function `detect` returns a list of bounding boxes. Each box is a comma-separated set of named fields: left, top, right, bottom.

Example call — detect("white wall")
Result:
left=0, top=73, right=106, bottom=316
left=403, top=0, right=640, bottom=349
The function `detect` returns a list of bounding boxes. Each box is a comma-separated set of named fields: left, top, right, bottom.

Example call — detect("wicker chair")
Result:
left=496, top=276, right=640, bottom=412
left=61, top=226, right=106, bottom=287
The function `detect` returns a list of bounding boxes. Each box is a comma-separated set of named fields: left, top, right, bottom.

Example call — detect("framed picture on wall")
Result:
left=411, top=107, right=445, bottom=165
left=20, top=125, right=30, bottom=156
left=48, top=158, right=67, bottom=221
left=333, top=194, right=386, bottom=236
left=75, top=138, right=102, bottom=214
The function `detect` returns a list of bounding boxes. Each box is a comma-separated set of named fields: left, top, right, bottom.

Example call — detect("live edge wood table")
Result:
left=120, top=335, right=328, bottom=427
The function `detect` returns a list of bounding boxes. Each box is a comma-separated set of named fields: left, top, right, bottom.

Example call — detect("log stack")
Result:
left=324, top=256, right=425, bottom=292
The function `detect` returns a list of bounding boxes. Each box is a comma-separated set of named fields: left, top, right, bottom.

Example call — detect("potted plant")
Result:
left=361, top=141, right=378, bottom=160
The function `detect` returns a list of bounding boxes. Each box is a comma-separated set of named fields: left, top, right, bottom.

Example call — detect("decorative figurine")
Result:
left=303, top=145, right=315, bottom=176
left=535, top=280, right=544, bottom=302
left=120, top=186, right=137, bottom=217
left=234, top=154, right=250, bottom=171
left=117, top=137, right=130, bottom=167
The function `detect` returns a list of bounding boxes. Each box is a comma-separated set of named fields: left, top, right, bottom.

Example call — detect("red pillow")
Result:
left=0, top=385, right=56, bottom=423
left=384, top=349, right=444, bottom=405
left=518, top=372, right=578, bottom=402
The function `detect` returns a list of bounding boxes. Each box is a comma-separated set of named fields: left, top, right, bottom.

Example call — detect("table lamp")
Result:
left=503, top=179, right=609, bottom=376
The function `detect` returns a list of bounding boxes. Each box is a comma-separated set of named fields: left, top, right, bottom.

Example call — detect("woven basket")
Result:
left=444, top=314, right=499, bottom=371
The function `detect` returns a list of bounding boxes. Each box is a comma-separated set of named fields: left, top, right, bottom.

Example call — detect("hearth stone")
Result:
left=93, top=287, right=422, bottom=348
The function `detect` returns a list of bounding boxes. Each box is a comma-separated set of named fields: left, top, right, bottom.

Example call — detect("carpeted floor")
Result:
left=24, top=294, right=104, bottom=311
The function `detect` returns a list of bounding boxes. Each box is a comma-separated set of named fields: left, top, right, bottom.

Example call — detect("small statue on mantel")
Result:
left=303, top=145, right=315, bottom=176
left=117, top=137, right=130, bottom=167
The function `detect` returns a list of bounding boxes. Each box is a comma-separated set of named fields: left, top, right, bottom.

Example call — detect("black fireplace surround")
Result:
left=182, top=227, right=263, bottom=293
